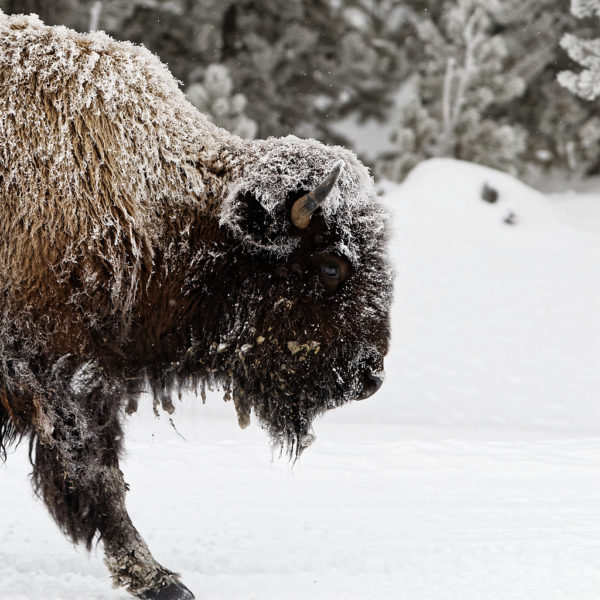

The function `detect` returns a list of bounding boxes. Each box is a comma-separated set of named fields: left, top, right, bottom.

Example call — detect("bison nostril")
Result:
left=357, top=372, right=383, bottom=400
left=367, top=373, right=383, bottom=393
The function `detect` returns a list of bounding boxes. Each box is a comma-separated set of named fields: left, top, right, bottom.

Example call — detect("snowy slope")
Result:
left=1, top=159, right=599, bottom=600
left=339, top=158, right=600, bottom=434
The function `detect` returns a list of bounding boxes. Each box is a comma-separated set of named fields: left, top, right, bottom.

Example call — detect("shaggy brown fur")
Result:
left=0, top=12, right=392, bottom=600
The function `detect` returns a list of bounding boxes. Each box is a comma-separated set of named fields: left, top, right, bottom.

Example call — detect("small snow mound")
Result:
left=397, top=158, right=561, bottom=242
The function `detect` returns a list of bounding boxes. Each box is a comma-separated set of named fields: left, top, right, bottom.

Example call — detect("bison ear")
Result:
left=237, top=192, right=275, bottom=238
left=226, top=191, right=294, bottom=253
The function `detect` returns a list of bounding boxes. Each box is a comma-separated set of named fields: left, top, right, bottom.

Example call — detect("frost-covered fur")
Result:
left=0, top=11, right=392, bottom=599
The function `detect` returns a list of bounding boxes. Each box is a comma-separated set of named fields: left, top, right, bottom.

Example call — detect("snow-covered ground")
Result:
left=1, top=159, right=599, bottom=599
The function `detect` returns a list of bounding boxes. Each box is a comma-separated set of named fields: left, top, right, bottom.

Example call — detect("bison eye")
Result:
left=321, top=263, right=340, bottom=280
left=315, top=254, right=351, bottom=292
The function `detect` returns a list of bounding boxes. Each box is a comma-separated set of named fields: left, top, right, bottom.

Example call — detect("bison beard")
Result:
left=0, top=11, right=392, bottom=600
left=187, top=329, right=384, bottom=458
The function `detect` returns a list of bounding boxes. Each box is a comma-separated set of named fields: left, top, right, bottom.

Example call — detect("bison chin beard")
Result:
left=235, top=388, right=324, bottom=460
left=223, top=346, right=381, bottom=460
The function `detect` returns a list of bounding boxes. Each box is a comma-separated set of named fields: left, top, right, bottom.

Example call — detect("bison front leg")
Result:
left=29, top=364, right=194, bottom=599
left=102, top=481, right=195, bottom=600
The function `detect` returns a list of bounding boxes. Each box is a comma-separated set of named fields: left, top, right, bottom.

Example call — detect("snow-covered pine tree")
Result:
left=337, top=0, right=415, bottom=121
left=186, top=64, right=257, bottom=138
left=211, top=0, right=403, bottom=144
left=377, top=0, right=527, bottom=181
left=376, top=0, right=600, bottom=181
left=559, top=0, right=600, bottom=100
left=552, top=0, right=600, bottom=173
left=375, top=82, right=438, bottom=182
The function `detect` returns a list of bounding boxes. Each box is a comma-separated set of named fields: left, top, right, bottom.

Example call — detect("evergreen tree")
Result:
left=377, top=0, right=527, bottom=181
left=553, top=0, right=600, bottom=174
left=376, top=87, right=438, bottom=181
left=559, top=0, right=600, bottom=100
left=209, top=0, right=403, bottom=143
left=376, top=0, right=600, bottom=181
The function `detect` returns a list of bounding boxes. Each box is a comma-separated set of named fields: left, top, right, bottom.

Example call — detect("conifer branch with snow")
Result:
left=559, top=0, right=600, bottom=100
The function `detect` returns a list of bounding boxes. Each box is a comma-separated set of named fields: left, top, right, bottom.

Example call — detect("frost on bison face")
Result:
left=184, top=156, right=392, bottom=456
left=0, top=10, right=392, bottom=600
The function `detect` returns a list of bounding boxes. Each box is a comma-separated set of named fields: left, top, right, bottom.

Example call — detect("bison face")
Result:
left=189, top=140, right=392, bottom=456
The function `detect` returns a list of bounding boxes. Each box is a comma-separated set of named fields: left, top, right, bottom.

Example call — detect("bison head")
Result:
left=184, top=136, right=392, bottom=456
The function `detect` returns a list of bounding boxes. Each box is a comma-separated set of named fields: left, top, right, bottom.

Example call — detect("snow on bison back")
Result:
left=0, top=11, right=392, bottom=600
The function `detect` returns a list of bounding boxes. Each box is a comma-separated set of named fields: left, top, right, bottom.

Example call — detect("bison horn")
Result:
left=291, top=162, right=343, bottom=229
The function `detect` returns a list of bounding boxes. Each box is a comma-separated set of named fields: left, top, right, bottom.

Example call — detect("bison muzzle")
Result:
left=0, top=11, right=392, bottom=600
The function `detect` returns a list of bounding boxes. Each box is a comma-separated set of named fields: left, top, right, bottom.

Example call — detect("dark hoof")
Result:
left=138, top=581, right=195, bottom=600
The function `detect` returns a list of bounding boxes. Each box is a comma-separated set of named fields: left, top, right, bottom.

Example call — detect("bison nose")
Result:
left=357, top=372, right=383, bottom=401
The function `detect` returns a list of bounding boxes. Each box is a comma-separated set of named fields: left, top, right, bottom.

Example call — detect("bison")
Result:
left=0, top=11, right=392, bottom=600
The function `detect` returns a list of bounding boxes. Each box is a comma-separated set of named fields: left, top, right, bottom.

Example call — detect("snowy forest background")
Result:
left=5, top=0, right=600, bottom=185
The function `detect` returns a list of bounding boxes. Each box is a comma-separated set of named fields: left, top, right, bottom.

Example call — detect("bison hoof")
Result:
left=138, top=581, right=195, bottom=600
